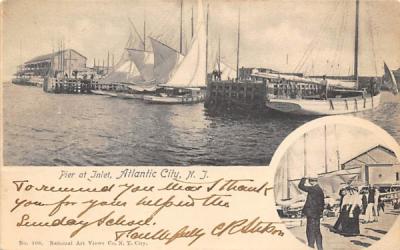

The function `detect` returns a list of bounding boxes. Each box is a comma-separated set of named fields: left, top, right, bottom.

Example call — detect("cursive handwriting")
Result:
left=212, top=217, right=284, bottom=237
left=115, top=225, right=205, bottom=246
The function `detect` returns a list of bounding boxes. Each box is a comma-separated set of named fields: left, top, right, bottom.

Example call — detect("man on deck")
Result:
left=320, top=75, right=328, bottom=99
left=298, top=174, right=325, bottom=250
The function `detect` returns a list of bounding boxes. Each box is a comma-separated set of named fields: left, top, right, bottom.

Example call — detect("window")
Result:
left=396, top=172, right=399, bottom=181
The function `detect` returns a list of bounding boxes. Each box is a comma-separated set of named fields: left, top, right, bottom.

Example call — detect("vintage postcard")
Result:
left=1, top=0, right=400, bottom=249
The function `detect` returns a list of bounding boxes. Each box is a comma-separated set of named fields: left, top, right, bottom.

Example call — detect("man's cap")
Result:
left=306, top=173, right=318, bottom=180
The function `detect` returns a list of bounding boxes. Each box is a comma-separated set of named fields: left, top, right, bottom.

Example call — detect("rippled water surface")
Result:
left=3, top=83, right=400, bottom=166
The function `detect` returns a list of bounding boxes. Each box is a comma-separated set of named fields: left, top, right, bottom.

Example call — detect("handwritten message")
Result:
left=6, top=168, right=284, bottom=248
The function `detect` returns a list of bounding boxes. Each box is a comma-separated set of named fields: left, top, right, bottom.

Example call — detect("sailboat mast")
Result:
left=19, top=40, right=22, bottom=74
left=354, top=0, right=360, bottom=88
left=324, top=124, right=328, bottom=173
left=335, top=125, right=340, bottom=171
left=205, top=3, right=209, bottom=84
left=144, top=11, right=146, bottom=51
left=304, top=133, right=307, bottom=177
left=286, top=152, right=290, bottom=199
left=107, top=50, right=109, bottom=75
left=180, top=0, right=183, bottom=54
left=218, top=36, right=221, bottom=76
left=236, top=8, right=240, bottom=81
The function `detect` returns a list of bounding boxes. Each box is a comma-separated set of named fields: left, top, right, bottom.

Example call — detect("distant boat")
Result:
left=383, top=61, right=399, bottom=95
left=143, top=0, right=208, bottom=104
left=91, top=89, right=118, bottom=97
left=264, top=0, right=396, bottom=116
left=99, top=17, right=159, bottom=99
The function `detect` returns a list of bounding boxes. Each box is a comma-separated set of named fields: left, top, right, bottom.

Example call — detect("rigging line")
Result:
left=325, top=0, right=346, bottom=75
left=326, top=1, right=345, bottom=75
left=330, top=0, right=348, bottom=76
left=294, top=0, right=343, bottom=74
left=299, top=0, right=344, bottom=74
left=298, top=0, right=344, bottom=74
left=292, top=1, right=338, bottom=73
left=366, top=2, right=378, bottom=76
left=336, top=0, right=350, bottom=76
left=128, top=17, right=145, bottom=48
left=332, top=0, right=347, bottom=75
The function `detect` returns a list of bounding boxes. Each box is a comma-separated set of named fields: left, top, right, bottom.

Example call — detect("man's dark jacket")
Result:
left=298, top=178, right=325, bottom=218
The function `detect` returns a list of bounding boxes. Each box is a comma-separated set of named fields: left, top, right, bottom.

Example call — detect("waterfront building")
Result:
left=340, top=145, right=400, bottom=187
left=20, top=49, right=87, bottom=78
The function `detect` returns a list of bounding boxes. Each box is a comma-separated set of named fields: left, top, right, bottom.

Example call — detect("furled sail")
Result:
left=100, top=49, right=141, bottom=84
left=165, top=0, right=207, bottom=88
left=216, top=61, right=237, bottom=80
left=127, top=49, right=155, bottom=83
left=384, top=62, right=399, bottom=94
left=150, top=37, right=184, bottom=84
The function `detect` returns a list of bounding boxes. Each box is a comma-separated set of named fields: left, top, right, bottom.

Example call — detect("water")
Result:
left=3, top=83, right=400, bottom=166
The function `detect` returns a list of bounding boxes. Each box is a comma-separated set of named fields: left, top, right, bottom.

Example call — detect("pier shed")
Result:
left=22, top=49, right=87, bottom=77
left=340, top=145, right=400, bottom=186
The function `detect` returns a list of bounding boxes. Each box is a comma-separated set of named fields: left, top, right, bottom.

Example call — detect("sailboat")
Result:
left=143, top=0, right=208, bottom=104
left=93, top=26, right=143, bottom=97
left=264, top=0, right=397, bottom=116
left=95, top=17, right=159, bottom=99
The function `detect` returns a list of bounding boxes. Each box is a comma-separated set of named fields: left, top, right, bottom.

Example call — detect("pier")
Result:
left=205, top=80, right=267, bottom=111
left=43, top=78, right=123, bottom=94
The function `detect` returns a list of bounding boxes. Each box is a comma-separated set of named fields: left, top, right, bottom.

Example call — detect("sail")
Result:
left=150, top=37, right=184, bottom=84
left=100, top=49, right=141, bottom=84
left=216, top=61, right=237, bottom=80
left=384, top=62, right=399, bottom=94
left=165, top=0, right=207, bottom=88
left=127, top=49, right=155, bottom=82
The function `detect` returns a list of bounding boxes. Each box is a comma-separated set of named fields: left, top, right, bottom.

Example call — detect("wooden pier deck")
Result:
left=205, top=80, right=267, bottom=111
left=43, top=78, right=123, bottom=94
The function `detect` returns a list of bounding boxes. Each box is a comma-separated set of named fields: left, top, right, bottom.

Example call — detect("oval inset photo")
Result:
left=272, top=116, right=400, bottom=250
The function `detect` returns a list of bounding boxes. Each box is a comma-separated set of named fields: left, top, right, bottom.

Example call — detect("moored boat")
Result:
left=266, top=93, right=381, bottom=116
left=143, top=88, right=204, bottom=104
left=145, top=0, right=208, bottom=104
left=264, top=0, right=397, bottom=116
left=91, top=89, right=118, bottom=97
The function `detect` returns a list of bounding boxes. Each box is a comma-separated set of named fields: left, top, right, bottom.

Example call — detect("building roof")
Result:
left=342, top=145, right=399, bottom=169
left=25, top=49, right=87, bottom=64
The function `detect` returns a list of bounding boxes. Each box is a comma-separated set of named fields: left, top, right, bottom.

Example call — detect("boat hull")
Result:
left=143, top=95, right=204, bottom=104
left=266, top=93, right=381, bottom=115
left=91, top=90, right=118, bottom=97
left=116, top=92, right=144, bottom=100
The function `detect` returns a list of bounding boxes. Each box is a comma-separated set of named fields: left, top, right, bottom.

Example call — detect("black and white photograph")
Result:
left=273, top=119, right=400, bottom=250
left=2, top=0, right=400, bottom=166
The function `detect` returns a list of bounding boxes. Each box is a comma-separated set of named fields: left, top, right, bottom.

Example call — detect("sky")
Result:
left=2, top=0, right=400, bottom=81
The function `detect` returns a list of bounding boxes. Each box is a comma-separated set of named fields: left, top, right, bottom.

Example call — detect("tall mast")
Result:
left=218, top=35, right=221, bottom=76
left=286, top=151, right=290, bottom=199
left=51, top=42, right=54, bottom=77
left=19, top=40, right=22, bottom=74
left=107, top=50, right=110, bottom=74
left=205, top=3, right=209, bottom=84
left=236, top=8, right=240, bottom=81
left=61, top=40, right=64, bottom=74
left=335, top=125, right=340, bottom=171
left=179, top=0, right=183, bottom=54
left=304, top=133, right=307, bottom=177
left=354, top=0, right=360, bottom=88
left=143, top=10, right=146, bottom=51
left=324, top=124, right=328, bottom=173
left=69, top=49, right=72, bottom=77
